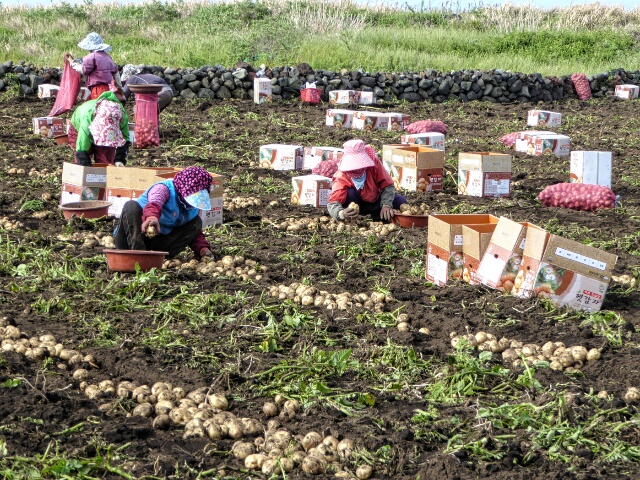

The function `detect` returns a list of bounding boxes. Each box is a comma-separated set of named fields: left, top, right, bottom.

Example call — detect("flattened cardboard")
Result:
left=461, top=224, right=497, bottom=284
left=532, top=235, right=617, bottom=311
left=570, top=151, right=612, bottom=188
left=513, top=226, right=550, bottom=298
left=457, top=152, right=512, bottom=198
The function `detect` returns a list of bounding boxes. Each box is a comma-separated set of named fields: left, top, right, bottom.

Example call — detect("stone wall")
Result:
left=1, top=60, right=638, bottom=104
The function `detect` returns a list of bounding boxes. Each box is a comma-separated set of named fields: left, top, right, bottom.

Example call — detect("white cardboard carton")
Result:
left=325, top=109, right=354, bottom=128
left=532, top=134, right=571, bottom=157
left=514, top=130, right=552, bottom=153
left=527, top=110, right=562, bottom=127
left=328, top=90, right=355, bottom=105
left=32, top=117, right=64, bottom=137
left=253, top=77, right=272, bottom=104
left=615, top=84, right=639, bottom=100
left=38, top=84, right=60, bottom=99
left=355, top=91, right=376, bottom=105
left=352, top=111, right=389, bottom=130
left=400, top=133, right=445, bottom=150
left=291, top=175, right=332, bottom=207
left=386, top=112, right=411, bottom=131
left=259, top=144, right=304, bottom=170
left=570, top=151, right=612, bottom=188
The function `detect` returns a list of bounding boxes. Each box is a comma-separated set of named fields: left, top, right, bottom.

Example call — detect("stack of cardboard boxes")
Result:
left=325, top=110, right=411, bottom=131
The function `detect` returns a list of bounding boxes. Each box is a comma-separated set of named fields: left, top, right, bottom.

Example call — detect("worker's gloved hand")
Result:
left=198, top=248, right=213, bottom=261
left=115, top=162, right=125, bottom=167
left=114, top=141, right=130, bottom=166
left=141, top=216, right=160, bottom=235
left=338, top=207, right=357, bottom=221
left=75, top=151, right=91, bottom=166
left=380, top=206, right=395, bottom=221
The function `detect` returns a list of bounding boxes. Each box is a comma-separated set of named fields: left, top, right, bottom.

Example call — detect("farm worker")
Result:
left=65, top=32, right=123, bottom=100
left=121, top=64, right=174, bottom=112
left=327, top=139, right=407, bottom=222
left=68, top=91, right=130, bottom=166
left=114, top=166, right=214, bottom=259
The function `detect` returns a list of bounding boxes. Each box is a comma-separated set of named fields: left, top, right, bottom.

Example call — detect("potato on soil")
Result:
left=356, top=465, right=374, bottom=480
left=302, top=455, right=327, bottom=474
left=153, top=414, right=171, bottom=430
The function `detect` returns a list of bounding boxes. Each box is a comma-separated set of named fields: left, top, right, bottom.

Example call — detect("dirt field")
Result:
left=1, top=94, right=640, bottom=479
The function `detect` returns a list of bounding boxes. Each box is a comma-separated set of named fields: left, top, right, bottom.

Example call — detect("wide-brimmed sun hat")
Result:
left=339, top=139, right=375, bottom=172
left=78, top=32, right=112, bottom=52
left=173, top=166, right=213, bottom=211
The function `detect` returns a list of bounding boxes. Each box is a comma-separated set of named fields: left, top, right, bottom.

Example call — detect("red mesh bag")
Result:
left=571, top=73, right=592, bottom=101
left=312, top=158, right=340, bottom=178
left=134, top=93, right=160, bottom=148
left=49, top=58, right=81, bottom=116
left=301, top=88, right=321, bottom=104
left=404, top=120, right=448, bottom=135
left=537, top=183, right=615, bottom=211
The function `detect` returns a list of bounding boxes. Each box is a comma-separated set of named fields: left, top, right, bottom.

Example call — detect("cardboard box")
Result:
left=328, top=90, right=355, bottom=105
left=355, top=91, right=375, bottom=105
left=461, top=224, right=498, bottom=284
left=457, top=152, right=512, bottom=198
left=325, top=109, right=354, bottom=128
left=476, top=218, right=545, bottom=293
left=105, top=187, right=145, bottom=218
left=383, top=145, right=445, bottom=192
left=532, top=235, right=617, bottom=312
left=106, top=166, right=179, bottom=190
left=515, top=130, right=554, bottom=153
left=512, top=226, right=550, bottom=298
left=425, top=214, right=500, bottom=286
left=38, top=84, right=59, bottom=99
left=615, top=84, right=639, bottom=100
left=60, top=183, right=106, bottom=205
left=532, top=134, right=571, bottom=157
left=259, top=144, right=304, bottom=170
left=33, top=117, right=64, bottom=137
left=527, top=110, right=562, bottom=127
left=302, top=147, right=344, bottom=171
left=386, top=112, right=411, bottom=131
left=400, top=133, right=445, bottom=150
left=200, top=196, right=223, bottom=227
left=570, top=151, right=612, bottom=188
left=291, top=175, right=332, bottom=207
left=254, top=77, right=272, bottom=104
left=61, top=162, right=109, bottom=188
left=352, top=111, right=389, bottom=131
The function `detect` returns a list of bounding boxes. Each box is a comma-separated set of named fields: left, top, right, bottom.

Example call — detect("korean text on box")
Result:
left=425, top=214, right=499, bottom=286
left=458, top=152, right=512, bottom=198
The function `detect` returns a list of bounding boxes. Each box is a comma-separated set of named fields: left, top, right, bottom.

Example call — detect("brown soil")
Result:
left=1, top=95, right=640, bottom=479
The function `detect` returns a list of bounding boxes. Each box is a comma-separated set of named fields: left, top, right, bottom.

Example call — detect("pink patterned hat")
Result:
left=339, top=139, right=375, bottom=172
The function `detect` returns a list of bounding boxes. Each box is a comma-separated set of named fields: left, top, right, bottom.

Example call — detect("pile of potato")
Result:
left=224, top=195, right=262, bottom=211
left=162, top=255, right=267, bottom=281
left=398, top=203, right=430, bottom=215
left=267, top=282, right=393, bottom=312
left=28, top=167, right=60, bottom=179
left=450, top=330, right=601, bottom=372
left=54, top=231, right=115, bottom=249
left=0, top=317, right=98, bottom=370
left=0, top=216, right=24, bottom=231
left=6, top=167, right=26, bottom=175
left=272, top=216, right=399, bottom=237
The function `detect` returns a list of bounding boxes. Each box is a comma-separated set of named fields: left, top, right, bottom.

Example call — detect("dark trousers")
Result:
left=68, top=125, right=116, bottom=165
left=114, top=201, right=202, bottom=258
left=343, top=188, right=407, bottom=219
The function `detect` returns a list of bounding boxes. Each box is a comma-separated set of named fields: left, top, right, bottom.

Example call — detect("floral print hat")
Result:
left=173, top=166, right=213, bottom=211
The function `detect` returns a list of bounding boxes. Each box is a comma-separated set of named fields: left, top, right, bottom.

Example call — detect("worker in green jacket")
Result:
left=68, top=91, right=130, bottom=166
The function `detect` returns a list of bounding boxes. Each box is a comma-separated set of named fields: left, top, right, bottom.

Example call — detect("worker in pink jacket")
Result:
left=65, top=32, right=122, bottom=100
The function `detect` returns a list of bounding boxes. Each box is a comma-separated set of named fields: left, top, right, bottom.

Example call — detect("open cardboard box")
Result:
left=458, top=152, right=512, bottom=198
left=426, top=214, right=500, bottom=286
left=461, top=223, right=498, bottom=284
left=383, top=145, right=445, bottom=192
left=291, top=175, right=332, bottom=207
left=512, top=225, right=550, bottom=298
left=531, top=235, right=617, bottom=312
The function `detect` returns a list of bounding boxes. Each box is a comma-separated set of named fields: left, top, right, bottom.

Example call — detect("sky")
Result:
left=1, top=0, right=639, bottom=9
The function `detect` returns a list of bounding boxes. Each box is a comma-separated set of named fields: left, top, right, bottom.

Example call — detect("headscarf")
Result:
left=173, top=166, right=212, bottom=199
left=121, top=64, right=142, bottom=83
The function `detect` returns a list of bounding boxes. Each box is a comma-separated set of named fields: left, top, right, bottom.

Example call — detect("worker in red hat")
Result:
left=327, top=139, right=407, bottom=222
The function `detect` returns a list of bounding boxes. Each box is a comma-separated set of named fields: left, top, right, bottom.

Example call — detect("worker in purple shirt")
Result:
left=121, top=64, right=173, bottom=112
